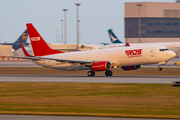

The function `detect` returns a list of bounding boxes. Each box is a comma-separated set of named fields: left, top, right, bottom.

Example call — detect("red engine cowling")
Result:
left=121, top=65, right=141, bottom=71
left=92, top=61, right=111, bottom=71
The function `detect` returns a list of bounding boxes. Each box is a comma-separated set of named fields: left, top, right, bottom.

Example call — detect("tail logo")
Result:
left=125, top=49, right=142, bottom=58
left=31, top=37, right=40, bottom=41
left=22, top=33, right=28, bottom=41
left=110, top=33, right=117, bottom=42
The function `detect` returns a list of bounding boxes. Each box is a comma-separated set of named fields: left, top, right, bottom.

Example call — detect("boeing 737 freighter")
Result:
left=102, top=29, right=180, bottom=53
left=16, top=23, right=176, bottom=76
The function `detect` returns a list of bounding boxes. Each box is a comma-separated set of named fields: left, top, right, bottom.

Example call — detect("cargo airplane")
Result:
left=0, top=29, right=29, bottom=52
left=16, top=23, right=176, bottom=76
left=102, top=29, right=180, bottom=53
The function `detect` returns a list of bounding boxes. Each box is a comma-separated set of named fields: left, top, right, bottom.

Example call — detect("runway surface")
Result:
left=0, top=61, right=40, bottom=67
left=0, top=75, right=179, bottom=84
left=0, top=115, right=177, bottom=120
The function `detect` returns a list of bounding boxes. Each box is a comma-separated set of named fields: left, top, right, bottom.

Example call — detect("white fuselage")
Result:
left=102, top=42, right=180, bottom=53
left=33, top=45, right=176, bottom=71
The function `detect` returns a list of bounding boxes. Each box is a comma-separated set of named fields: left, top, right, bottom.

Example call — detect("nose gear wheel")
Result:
left=158, top=67, right=163, bottom=71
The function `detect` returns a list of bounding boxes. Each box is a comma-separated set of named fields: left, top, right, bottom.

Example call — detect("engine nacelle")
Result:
left=92, top=61, right=111, bottom=71
left=121, top=65, right=141, bottom=71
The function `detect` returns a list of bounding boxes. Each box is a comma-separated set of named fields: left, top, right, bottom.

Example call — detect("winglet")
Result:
left=26, top=23, right=64, bottom=56
left=20, top=44, right=33, bottom=57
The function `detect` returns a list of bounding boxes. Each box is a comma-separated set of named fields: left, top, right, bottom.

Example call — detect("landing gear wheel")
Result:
left=105, top=70, right=113, bottom=76
left=87, top=71, right=95, bottom=76
left=158, top=67, right=163, bottom=71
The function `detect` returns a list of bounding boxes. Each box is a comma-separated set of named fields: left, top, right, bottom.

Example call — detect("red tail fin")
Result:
left=26, top=23, right=64, bottom=56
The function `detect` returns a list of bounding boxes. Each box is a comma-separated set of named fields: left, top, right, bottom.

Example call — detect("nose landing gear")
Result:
left=158, top=66, right=163, bottom=71
left=158, top=61, right=168, bottom=71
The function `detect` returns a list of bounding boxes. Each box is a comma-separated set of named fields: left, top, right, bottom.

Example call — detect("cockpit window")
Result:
left=159, top=48, right=169, bottom=51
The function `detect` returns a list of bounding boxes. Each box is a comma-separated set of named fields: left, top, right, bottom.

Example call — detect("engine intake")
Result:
left=121, top=65, right=141, bottom=71
left=92, top=61, right=111, bottom=71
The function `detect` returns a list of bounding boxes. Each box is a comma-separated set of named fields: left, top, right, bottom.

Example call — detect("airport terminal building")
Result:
left=125, top=1, right=180, bottom=44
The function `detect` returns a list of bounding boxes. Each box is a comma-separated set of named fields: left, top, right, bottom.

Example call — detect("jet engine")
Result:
left=91, top=61, right=111, bottom=71
left=121, top=65, right=141, bottom=71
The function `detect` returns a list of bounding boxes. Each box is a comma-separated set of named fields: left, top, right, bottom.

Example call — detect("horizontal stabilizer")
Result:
left=20, top=44, right=33, bottom=57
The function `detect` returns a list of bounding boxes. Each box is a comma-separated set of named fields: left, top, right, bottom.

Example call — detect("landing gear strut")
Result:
left=105, top=70, right=113, bottom=76
left=87, top=71, right=95, bottom=76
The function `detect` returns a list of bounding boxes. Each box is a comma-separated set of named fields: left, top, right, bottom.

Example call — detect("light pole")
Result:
left=55, top=28, right=58, bottom=43
left=137, top=4, right=142, bottom=43
left=78, top=20, right=81, bottom=46
left=63, top=9, right=68, bottom=44
left=60, top=20, right=64, bottom=44
left=75, top=3, right=80, bottom=51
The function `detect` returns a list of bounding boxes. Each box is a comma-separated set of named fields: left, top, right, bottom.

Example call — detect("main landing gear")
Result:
left=87, top=70, right=113, bottom=76
left=105, top=70, right=113, bottom=76
left=87, top=71, right=95, bottom=76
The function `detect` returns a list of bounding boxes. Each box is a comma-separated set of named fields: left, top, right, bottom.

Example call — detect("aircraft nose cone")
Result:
left=169, top=51, right=176, bottom=59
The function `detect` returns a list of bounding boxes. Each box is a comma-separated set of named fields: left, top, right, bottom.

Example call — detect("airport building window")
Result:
left=125, top=18, right=180, bottom=38
left=148, top=23, right=154, bottom=26
left=148, top=22, right=180, bottom=26
left=156, top=23, right=162, bottom=26
left=172, top=23, right=179, bottom=26
left=164, top=23, right=171, bottom=26
left=148, top=30, right=155, bottom=34
left=156, top=31, right=163, bottom=34
left=141, top=30, right=146, bottom=34
left=148, top=30, right=180, bottom=34
left=174, top=31, right=180, bottom=34
left=164, top=31, right=171, bottom=34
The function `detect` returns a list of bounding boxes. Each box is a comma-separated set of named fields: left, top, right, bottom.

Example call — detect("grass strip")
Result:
left=0, top=82, right=180, bottom=119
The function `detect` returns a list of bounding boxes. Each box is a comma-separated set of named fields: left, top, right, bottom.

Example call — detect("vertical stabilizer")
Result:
left=108, top=29, right=122, bottom=43
left=14, top=29, right=28, bottom=43
left=26, top=23, right=64, bottom=56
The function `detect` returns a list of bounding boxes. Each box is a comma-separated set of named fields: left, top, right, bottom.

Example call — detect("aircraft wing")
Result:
left=35, top=56, right=93, bottom=64
left=9, top=55, right=94, bottom=65
left=7, top=56, right=40, bottom=60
